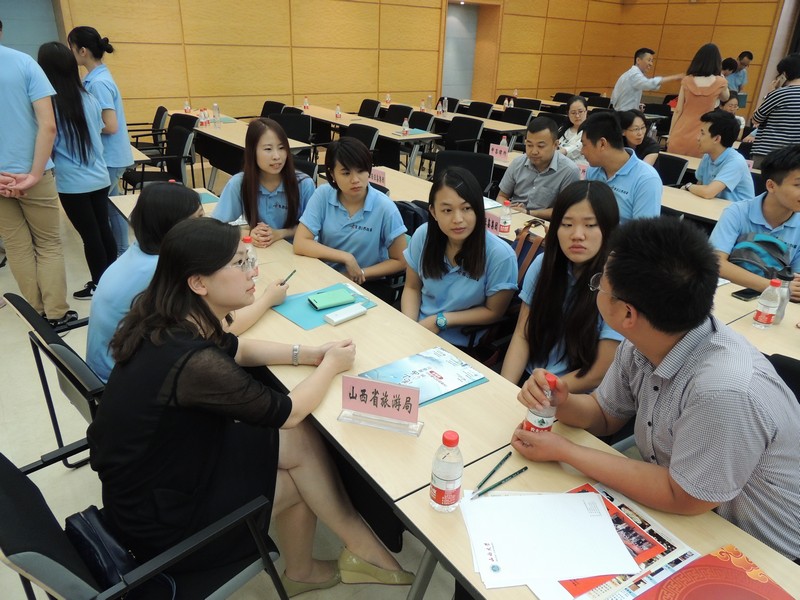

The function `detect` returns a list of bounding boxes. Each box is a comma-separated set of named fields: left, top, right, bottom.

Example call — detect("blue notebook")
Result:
left=273, top=283, right=376, bottom=330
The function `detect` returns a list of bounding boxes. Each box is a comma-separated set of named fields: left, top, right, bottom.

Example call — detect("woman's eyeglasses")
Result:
left=227, top=256, right=258, bottom=273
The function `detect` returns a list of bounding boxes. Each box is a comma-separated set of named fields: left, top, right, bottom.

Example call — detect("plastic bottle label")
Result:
left=523, top=414, right=555, bottom=432
left=499, top=219, right=511, bottom=234
left=430, top=475, right=462, bottom=506
left=753, top=309, right=775, bottom=325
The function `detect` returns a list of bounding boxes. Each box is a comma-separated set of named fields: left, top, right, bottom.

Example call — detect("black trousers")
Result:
left=59, top=186, right=116, bottom=283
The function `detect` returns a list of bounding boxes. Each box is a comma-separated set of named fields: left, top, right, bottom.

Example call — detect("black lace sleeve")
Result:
left=171, top=344, right=293, bottom=428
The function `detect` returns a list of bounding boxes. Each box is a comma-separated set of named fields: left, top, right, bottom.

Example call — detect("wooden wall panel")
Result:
left=293, top=49, right=378, bottom=93
left=659, top=25, right=716, bottom=61
left=108, top=43, right=188, bottom=99
left=381, top=0, right=440, bottom=7
left=296, top=93, right=377, bottom=113
left=497, top=54, right=541, bottom=88
left=291, top=0, right=379, bottom=48
left=181, top=0, right=291, bottom=46
left=547, top=0, right=589, bottom=20
left=715, top=3, right=777, bottom=26
left=380, top=5, right=440, bottom=50
left=624, top=3, right=667, bottom=23
left=582, top=22, right=621, bottom=56
left=65, top=0, right=183, bottom=44
left=712, top=26, right=773, bottom=61
left=578, top=56, right=620, bottom=88
left=124, top=97, right=185, bottom=125
left=185, top=46, right=292, bottom=97
left=586, top=1, right=622, bottom=23
left=618, top=25, right=665, bottom=57
left=543, top=19, right=586, bottom=55
left=504, top=0, right=549, bottom=17
left=664, top=3, right=719, bottom=24
left=499, top=16, right=546, bottom=54
left=539, top=55, right=582, bottom=88
left=379, top=50, right=439, bottom=90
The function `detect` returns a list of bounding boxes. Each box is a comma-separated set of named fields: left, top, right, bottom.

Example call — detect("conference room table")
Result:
left=726, top=298, right=800, bottom=360
left=130, top=145, right=151, bottom=164
left=434, top=110, right=528, bottom=137
left=300, top=105, right=440, bottom=174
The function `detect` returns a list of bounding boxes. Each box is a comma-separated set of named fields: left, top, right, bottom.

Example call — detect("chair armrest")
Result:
left=21, top=438, right=90, bottom=475
left=453, top=138, right=481, bottom=150
left=95, top=496, right=272, bottom=600
left=129, top=130, right=166, bottom=140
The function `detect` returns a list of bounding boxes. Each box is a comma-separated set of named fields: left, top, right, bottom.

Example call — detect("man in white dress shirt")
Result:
left=611, top=48, right=683, bottom=111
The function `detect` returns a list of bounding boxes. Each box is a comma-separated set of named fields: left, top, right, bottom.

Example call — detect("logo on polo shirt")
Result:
left=347, top=224, right=373, bottom=232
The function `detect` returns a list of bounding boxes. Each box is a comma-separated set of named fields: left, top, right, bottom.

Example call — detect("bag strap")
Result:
left=514, top=218, right=546, bottom=286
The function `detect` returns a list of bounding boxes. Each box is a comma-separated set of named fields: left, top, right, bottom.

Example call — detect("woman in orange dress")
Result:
left=667, top=44, right=730, bottom=157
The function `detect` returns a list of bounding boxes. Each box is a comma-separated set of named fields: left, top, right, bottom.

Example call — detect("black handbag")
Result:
left=65, top=505, right=175, bottom=597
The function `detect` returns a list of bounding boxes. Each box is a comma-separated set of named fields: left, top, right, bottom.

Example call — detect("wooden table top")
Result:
left=301, top=105, right=440, bottom=143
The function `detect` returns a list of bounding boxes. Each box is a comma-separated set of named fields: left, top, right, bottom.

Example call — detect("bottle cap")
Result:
left=503, top=200, right=511, bottom=206
left=545, top=372, right=558, bottom=389
left=242, top=236, right=253, bottom=244
left=442, top=430, right=459, bottom=447
left=769, top=279, right=780, bottom=287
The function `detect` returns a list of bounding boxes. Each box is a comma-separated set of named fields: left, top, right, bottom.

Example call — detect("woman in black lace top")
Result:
left=88, top=218, right=413, bottom=595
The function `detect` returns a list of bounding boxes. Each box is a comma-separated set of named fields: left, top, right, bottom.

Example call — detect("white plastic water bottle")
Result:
left=443, top=98, right=449, bottom=114
left=303, top=96, right=310, bottom=110
left=773, top=272, right=792, bottom=325
left=427, top=94, right=433, bottom=111
left=508, top=97, right=514, bottom=108
left=335, top=104, right=342, bottom=118
left=753, top=279, right=781, bottom=329
left=183, top=99, right=191, bottom=113
left=242, top=236, right=259, bottom=281
left=420, top=98, right=426, bottom=112
left=500, top=135, right=508, bottom=148
left=499, top=200, right=512, bottom=234
left=436, top=101, right=443, bottom=115
left=402, top=117, right=410, bottom=136
left=430, top=430, right=463, bottom=512
left=513, top=88, right=519, bottom=97
left=503, top=97, right=509, bottom=109
left=212, top=102, right=221, bottom=128
left=386, top=93, right=392, bottom=105
left=648, top=122, right=658, bottom=140
left=523, top=372, right=559, bottom=432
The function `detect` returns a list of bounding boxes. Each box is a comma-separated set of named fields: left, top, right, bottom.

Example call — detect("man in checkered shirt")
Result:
left=513, top=217, right=800, bottom=561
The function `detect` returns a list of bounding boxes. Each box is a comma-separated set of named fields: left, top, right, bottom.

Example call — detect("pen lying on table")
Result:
left=471, top=466, right=528, bottom=500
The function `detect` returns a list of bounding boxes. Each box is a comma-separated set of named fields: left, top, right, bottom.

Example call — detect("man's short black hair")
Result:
left=722, top=57, right=738, bottom=72
left=527, top=116, right=558, bottom=140
left=738, top=51, right=754, bottom=61
left=701, top=111, right=739, bottom=148
left=761, top=144, right=800, bottom=186
left=605, top=218, right=718, bottom=334
left=634, top=47, right=655, bottom=63
left=579, top=112, right=624, bottom=150
left=777, top=53, right=800, bottom=81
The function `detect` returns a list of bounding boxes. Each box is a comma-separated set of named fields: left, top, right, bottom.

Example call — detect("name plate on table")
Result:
left=485, top=212, right=501, bottom=235
left=338, top=375, right=424, bottom=436
left=489, top=143, right=509, bottom=161
left=369, top=168, right=386, bottom=187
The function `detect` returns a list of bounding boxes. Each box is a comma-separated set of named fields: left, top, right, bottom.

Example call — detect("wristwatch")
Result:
left=435, top=312, right=448, bottom=331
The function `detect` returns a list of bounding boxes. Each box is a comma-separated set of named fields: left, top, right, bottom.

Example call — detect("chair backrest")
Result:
left=293, top=158, right=318, bottom=184
left=370, top=182, right=390, bottom=196
left=513, top=98, right=541, bottom=111
left=495, top=94, right=515, bottom=105
left=268, top=113, right=312, bottom=143
left=167, top=112, right=198, bottom=134
left=437, top=96, right=460, bottom=112
left=579, top=91, right=601, bottom=98
left=501, top=107, right=533, bottom=127
left=3, top=293, right=103, bottom=424
left=443, top=116, right=484, bottom=153
left=382, top=104, right=413, bottom=126
left=395, top=200, right=430, bottom=236
left=260, top=100, right=286, bottom=118
left=751, top=171, right=766, bottom=196
left=644, top=103, right=672, bottom=117
left=587, top=96, right=611, bottom=108
left=654, top=154, right=688, bottom=186
left=344, top=123, right=379, bottom=150
left=537, top=110, right=569, bottom=129
left=0, top=451, right=101, bottom=599
left=357, top=98, right=381, bottom=119
left=662, top=93, right=678, bottom=105
left=433, top=150, right=494, bottom=193
left=766, top=354, right=800, bottom=400
left=408, top=110, right=434, bottom=132
left=151, top=105, right=168, bottom=146
left=466, top=101, right=493, bottom=118
left=282, top=106, right=304, bottom=115
left=552, top=92, right=573, bottom=103
left=165, top=126, right=196, bottom=184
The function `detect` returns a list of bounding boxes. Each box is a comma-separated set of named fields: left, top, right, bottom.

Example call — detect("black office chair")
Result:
left=587, top=96, right=611, bottom=109
left=237, top=100, right=286, bottom=121
left=466, top=101, right=493, bottom=118
left=766, top=354, right=800, bottom=400
left=293, top=158, right=319, bottom=184
left=128, top=105, right=168, bottom=156
left=432, top=151, right=494, bottom=195
left=751, top=171, right=766, bottom=196
left=436, top=96, right=460, bottom=113
left=552, top=92, right=574, bottom=103
left=579, top=91, right=601, bottom=98
left=282, top=106, right=304, bottom=115
left=501, top=107, right=533, bottom=150
left=537, top=110, right=569, bottom=129
left=122, top=126, right=196, bottom=190
left=418, top=116, right=484, bottom=177
left=0, top=445, right=289, bottom=600
left=495, top=94, right=515, bottom=105
left=3, top=293, right=101, bottom=468
left=382, top=104, right=413, bottom=126
left=344, top=123, right=379, bottom=150
left=356, top=98, right=381, bottom=119
left=268, top=112, right=316, bottom=161
left=644, top=103, right=673, bottom=140
left=662, top=94, right=678, bottom=105
left=513, top=98, right=541, bottom=111
left=654, top=154, right=688, bottom=186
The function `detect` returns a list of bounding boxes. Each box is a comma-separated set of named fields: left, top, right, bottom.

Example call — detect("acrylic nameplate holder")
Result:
left=338, top=375, right=423, bottom=436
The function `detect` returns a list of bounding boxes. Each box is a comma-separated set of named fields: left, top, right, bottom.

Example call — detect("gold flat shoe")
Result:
left=338, top=548, right=415, bottom=585
left=280, top=561, right=340, bottom=597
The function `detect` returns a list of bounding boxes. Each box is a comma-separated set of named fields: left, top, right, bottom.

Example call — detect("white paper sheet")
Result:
left=460, top=492, right=640, bottom=588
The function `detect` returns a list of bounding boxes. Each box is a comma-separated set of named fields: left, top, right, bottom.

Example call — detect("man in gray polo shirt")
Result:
left=513, top=218, right=800, bottom=562
left=497, top=117, right=580, bottom=220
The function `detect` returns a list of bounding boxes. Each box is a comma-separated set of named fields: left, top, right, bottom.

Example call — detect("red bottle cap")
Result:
left=442, top=430, right=459, bottom=447
left=769, top=279, right=780, bottom=287
left=545, top=372, right=558, bottom=389
left=242, top=236, right=253, bottom=244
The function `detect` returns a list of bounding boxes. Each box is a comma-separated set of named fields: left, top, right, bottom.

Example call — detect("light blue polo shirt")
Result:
left=520, top=254, right=623, bottom=376
left=82, top=64, right=133, bottom=168
left=213, top=171, right=315, bottom=232
left=710, top=193, right=800, bottom=271
left=299, top=184, right=406, bottom=271
left=726, top=69, right=748, bottom=93
left=52, top=92, right=111, bottom=194
left=404, top=223, right=518, bottom=347
left=586, top=148, right=662, bottom=222
left=0, top=44, right=56, bottom=173
left=87, top=242, right=159, bottom=382
left=696, top=147, right=755, bottom=203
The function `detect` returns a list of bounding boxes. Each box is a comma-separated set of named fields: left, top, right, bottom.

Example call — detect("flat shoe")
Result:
left=338, top=548, right=414, bottom=585
left=280, top=562, right=340, bottom=597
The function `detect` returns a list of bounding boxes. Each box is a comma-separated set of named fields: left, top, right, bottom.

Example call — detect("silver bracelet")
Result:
left=292, top=344, right=300, bottom=366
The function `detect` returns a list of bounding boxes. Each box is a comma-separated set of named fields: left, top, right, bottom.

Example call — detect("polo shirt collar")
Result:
left=617, top=148, right=638, bottom=176
left=710, top=147, right=732, bottom=166
left=524, top=152, right=558, bottom=174
left=259, top=180, right=285, bottom=196
left=84, top=63, right=108, bottom=84
left=632, top=316, right=717, bottom=378
left=750, top=192, right=800, bottom=231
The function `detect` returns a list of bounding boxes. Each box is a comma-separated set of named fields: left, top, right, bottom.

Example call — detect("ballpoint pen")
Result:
left=474, top=451, right=511, bottom=491
left=471, top=466, right=528, bottom=500
left=281, top=269, right=296, bottom=285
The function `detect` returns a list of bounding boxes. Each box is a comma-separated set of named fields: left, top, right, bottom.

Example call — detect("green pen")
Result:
left=471, top=466, right=528, bottom=500
left=281, top=269, right=296, bottom=285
